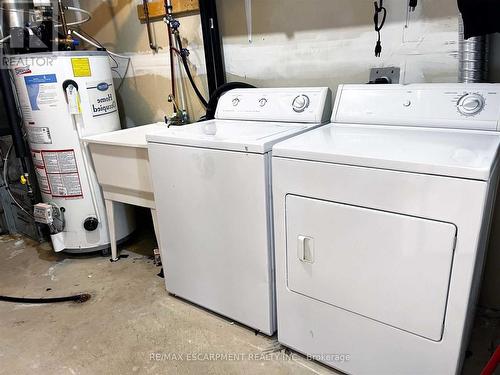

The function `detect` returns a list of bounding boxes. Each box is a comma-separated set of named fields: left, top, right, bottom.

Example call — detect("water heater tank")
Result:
left=10, top=51, right=135, bottom=253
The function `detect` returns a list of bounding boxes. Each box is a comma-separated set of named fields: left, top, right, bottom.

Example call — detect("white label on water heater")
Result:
left=31, top=150, right=51, bottom=195
left=86, top=80, right=117, bottom=118
left=47, top=173, right=83, bottom=198
left=41, top=149, right=83, bottom=198
left=24, top=74, right=58, bottom=111
left=66, top=84, right=81, bottom=115
left=26, top=125, right=52, bottom=144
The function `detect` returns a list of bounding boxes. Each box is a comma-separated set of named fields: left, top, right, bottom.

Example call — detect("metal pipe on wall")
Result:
left=458, top=15, right=489, bottom=83
left=199, top=0, right=226, bottom=97
left=1, top=0, right=37, bottom=53
left=1, top=0, right=33, bottom=31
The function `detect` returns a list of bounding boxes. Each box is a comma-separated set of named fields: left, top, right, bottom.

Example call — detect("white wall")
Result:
left=218, top=0, right=459, bottom=91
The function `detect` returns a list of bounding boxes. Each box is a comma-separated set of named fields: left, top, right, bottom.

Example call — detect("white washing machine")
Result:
left=272, top=84, right=500, bottom=374
left=147, top=87, right=332, bottom=335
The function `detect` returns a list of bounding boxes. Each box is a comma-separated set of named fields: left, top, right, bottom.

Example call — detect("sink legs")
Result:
left=105, top=200, right=161, bottom=263
left=104, top=199, right=119, bottom=261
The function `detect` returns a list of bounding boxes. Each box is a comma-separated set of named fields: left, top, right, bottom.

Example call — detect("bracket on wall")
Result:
left=369, top=67, right=400, bottom=84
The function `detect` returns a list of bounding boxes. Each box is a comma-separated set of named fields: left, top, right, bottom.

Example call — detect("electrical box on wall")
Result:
left=33, top=203, right=53, bottom=225
left=137, top=0, right=199, bottom=22
left=369, top=67, right=400, bottom=84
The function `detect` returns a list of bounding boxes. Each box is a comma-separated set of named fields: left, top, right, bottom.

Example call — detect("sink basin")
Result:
left=84, top=122, right=167, bottom=208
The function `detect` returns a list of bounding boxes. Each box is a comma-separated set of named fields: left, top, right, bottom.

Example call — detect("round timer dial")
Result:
left=292, top=95, right=310, bottom=113
left=457, top=93, right=485, bottom=116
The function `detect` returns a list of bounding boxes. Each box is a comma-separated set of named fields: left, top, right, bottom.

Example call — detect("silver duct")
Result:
left=458, top=15, right=489, bottom=83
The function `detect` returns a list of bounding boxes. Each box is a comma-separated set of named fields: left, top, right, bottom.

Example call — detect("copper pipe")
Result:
left=58, top=0, right=68, bottom=37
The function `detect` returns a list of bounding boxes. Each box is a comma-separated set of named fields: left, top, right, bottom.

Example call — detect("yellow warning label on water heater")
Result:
left=71, top=58, right=91, bottom=77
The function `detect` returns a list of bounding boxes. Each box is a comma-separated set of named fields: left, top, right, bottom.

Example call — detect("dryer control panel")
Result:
left=332, top=84, right=500, bottom=131
left=216, top=87, right=332, bottom=124
left=456, top=93, right=485, bottom=116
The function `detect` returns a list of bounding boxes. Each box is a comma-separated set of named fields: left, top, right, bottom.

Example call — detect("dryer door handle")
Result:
left=297, top=235, right=314, bottom=263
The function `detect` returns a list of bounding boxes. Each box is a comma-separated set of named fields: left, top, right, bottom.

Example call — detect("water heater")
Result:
left=10, top=51, right=135, bottom=253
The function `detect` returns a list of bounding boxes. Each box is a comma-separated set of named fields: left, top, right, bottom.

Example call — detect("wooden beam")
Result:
left=137, top=0, right=199, bottom=22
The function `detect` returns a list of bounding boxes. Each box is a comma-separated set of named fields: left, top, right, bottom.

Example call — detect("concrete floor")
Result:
left=0, top=226, right=497, bottom=375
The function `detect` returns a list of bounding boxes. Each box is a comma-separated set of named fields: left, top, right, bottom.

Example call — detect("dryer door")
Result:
left=285, top=195, right=457, bottom=341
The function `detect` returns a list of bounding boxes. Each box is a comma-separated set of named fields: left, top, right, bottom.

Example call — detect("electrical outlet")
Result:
left=369, top=67, right=400, bottom=84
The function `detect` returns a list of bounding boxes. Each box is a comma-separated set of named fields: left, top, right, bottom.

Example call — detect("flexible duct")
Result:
left=459, top=15, right=489, bottom=83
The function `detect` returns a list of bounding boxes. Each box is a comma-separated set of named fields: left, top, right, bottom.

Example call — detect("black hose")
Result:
left=174, top=33, right=208, bottom=108
left=0, top=293, right=91, bottom=304
left=203, top=82, right=256, bottom=120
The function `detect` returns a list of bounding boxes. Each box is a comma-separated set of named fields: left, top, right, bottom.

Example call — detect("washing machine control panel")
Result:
left=333, top=84, right=500, bottom=131
left=292, top=95, right=310, bottom=112
left=215, top=88, right=332, bottom=123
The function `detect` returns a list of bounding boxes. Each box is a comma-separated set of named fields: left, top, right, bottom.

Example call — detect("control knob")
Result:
left=83, top=217, right=99, bottom=231
left=457, top=93, right=485, bottom=116
left=292, top=95, right=310, bottom=113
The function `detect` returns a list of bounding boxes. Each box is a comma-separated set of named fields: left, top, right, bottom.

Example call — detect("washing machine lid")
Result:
left=146, top=120, right=319, bottom=153
left=273, top=124, right=500, bottom=180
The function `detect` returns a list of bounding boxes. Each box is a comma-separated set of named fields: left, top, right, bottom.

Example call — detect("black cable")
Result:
left=109, top=54, right=119, bottom=70
left=373, top=0, right=387, bottom=57
left=76, top=28, right=129, bottom=92
left=74, top=29, right=117, bottom=72
left=116, top=60, right=130, bottom=92
left=0, top=293, right=91, bottom=304
left=174, top=33, right=208, bottom=108
left=203, top=82, right=256, bottom=121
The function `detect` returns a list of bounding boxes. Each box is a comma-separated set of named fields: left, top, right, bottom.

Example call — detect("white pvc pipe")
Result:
left=0, top=35, right=11, bottom=44
left=66, top=85, right=102, bottom=223
left=71, top=30, right=130, bottom=60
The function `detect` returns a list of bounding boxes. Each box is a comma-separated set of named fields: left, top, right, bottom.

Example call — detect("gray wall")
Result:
left=218, top=0, right=460, bottom=90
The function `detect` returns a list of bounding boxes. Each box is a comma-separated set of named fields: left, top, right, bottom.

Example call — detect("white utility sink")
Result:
left=84, top=122, right=167, bottom=260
